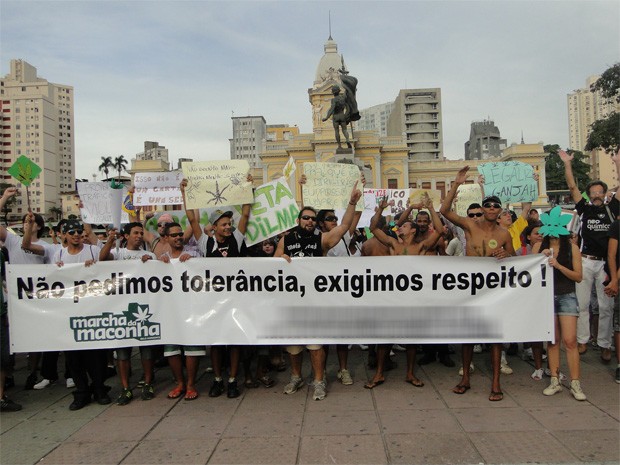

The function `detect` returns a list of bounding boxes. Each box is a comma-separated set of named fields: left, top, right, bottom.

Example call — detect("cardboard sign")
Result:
left=302, top=162, right=363, bottom=210
left=182, top=160, right=253, bottom=209
left=408, top=189, right=441, bottom=209
left=455, top=184, right=483, bottom=217
left=77, top=182, right=130, bottom=224
left=133, top=171, right=184, bottom=206
left=7, top=156, right=42, bottom=186
left=478, top=161, right=538, bottom=203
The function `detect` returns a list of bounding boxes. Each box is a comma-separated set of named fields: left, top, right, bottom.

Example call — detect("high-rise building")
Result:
left=355, top=102, right=394, bottom=137
left=0, top=59, right=75, bottom=219
left=464, top=119, right=507, bottom=160
left=135, top=141, right=169, bottom=162
left=229, top=116, right=267, bottom=169
left=387, top=88, right=443, bottom=161
left=567, top=75, right=620, bottom=152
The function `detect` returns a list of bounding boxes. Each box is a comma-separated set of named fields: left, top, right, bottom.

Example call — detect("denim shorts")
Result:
left=555, top=292, right=579, bottom=317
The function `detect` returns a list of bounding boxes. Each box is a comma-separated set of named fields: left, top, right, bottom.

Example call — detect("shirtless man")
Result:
left=440, top=166, right=515, bottom=401
left=364, top=195, right=444, bottom=389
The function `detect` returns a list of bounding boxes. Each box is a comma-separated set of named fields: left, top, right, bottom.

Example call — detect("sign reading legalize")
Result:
left=7, top=255, right=554, bottom=352
left=478, top=161, right=538, bottom=203
left=302, top=162, right=364, bottom=210
left=182, top=160, right=253, bottom=209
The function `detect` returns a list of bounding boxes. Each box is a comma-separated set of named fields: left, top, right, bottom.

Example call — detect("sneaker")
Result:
left=531, top=368, right=544, bottom=381
left=543, top=377, right=563, bottom=396
left=116, top=388, right=133, bottom=406
left=283, top=377, right=304, bottom=395
left=473, top=344, right=483, bottom=354
left=0, top=396, right=22, bottom=412
left=521, top=347, right=534, bottom=360
left=208, top=380, right=224, bottom=398
left=66, top=378, right=75, bottom=389
left=337, top=369, right=353, bottom=385
left=458, top=363, right=475, bottom=376
left=141, top=383, right=155, bottom=401
left=500, top=362, right=513, bottom=375
left=544, top=368, right=567, bottom=381
left=69, top=398, right=90, bottom=411
left=227, top=380, right=240, bottom=399
left=392, top=344, right=406, bottom=352
left=137, top=378, right=146, bottom=388
left=33, top=378, right=56, bottom=390
left=312, top=380, right=327, bottom=401
left=570, top=379, right=586, bottom=401
left=615, top=367, right=620, bottom=384
left=24, top=373, right=38, bottom=390
left=358, top=344, right=369, bottom=351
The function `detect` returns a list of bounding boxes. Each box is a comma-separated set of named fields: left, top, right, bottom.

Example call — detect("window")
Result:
left=388, top=178, right=398, bottom=189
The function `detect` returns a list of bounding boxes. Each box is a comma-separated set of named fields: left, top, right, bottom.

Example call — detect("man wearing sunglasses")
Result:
left=441, top=166, right=515, bottom=402
left=275, top=182, right=362, bottom=401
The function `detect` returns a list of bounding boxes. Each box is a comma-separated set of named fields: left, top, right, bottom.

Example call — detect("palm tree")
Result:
left=98, top=156, right=113, bottom=180
left=49, top=206, right=62, bottom=221
left=113, top=155, right=128, bottom=181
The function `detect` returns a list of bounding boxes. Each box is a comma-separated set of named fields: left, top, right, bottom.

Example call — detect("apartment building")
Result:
left=229, top=116, right=267, bottom=169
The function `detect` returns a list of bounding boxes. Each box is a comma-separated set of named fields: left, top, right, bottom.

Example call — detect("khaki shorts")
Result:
left=286, top=345, right=322, bottom=355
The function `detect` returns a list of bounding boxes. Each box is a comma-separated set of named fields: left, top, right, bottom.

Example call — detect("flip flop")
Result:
left=489, top=390, right=503, bottom=401
left=452, top=384, right=471, bottom=394
left=167, top=386, right=185, bottom=399
left=258, top=375, right=275, bottom=388
left=184, top=389, right=199, bottom=401
left=406, top=378, right=424, bottom=388
left=364, top=379, right=385, bottom=389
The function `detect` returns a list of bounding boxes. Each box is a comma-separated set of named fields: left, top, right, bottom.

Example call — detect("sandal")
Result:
left=258, top=375, right=275, bottom=388
left=184, top=389, right=199, bottom=401
left=167, top=386, right=185, bottom=399
left=405, top=378, right=424, bottom=388
left=364, top=378, right=384, bottom=389
left=452, top=384, right=471, bottom=394
left=244, top=379, right=260, bottom=389
left=488, top=390, right=503, bottom=401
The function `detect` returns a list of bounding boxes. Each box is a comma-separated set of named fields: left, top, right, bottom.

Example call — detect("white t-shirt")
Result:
left=327, top=231, right=360, bottom=257
left=110, top=248, right=156, bottom=261
left=53, top=244, right=100, bottom=264
left=4, top=232, right=55, bottom=264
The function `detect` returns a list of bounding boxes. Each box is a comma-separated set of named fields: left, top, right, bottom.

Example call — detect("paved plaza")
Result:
left=0, top=346, right=618, bottom=465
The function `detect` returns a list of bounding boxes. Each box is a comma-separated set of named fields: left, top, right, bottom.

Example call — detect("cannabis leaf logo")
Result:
left=124, top=303, right=152, bottom=323
left=539, top=206, right=571, bottom=237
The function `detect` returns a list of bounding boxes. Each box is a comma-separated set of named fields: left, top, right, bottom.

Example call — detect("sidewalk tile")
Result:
left=452, top=407, right=544, bottom=432
left=386, top=432, right=482, bottom=464
left=527, top=405, right=619, bottom=430
left=553, top=429, right=620, bottom=462
left=299, top=434, right=387, bottom=464
left=223, top=410, right=302, bottom=438
left=39, top=441, right=135, bottom=464
left=304, top=388, right=374, bottom=412
left=379, top=409, right=461, bottom=434
left=67, top=415, right=161, bottom=442
left=147, top=413, right=229, bottom=440
left=302, top=410, right=380, bottom=436
left=209, top=436, right=299, bottom=464
left=123, top=438, right=218, bottom=464
left=372, top=386, right=446, bottom=410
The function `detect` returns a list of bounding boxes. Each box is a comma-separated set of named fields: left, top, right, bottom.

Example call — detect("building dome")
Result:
left=314, top=36, right=345, bottom=87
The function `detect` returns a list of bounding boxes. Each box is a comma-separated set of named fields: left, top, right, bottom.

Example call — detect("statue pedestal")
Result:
left=336, top=147, right=354, bottom=155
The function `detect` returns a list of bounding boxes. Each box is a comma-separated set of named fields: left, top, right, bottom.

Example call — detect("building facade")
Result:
left=387, top=88, right=444, bottom=161
left=464, top=119, right=507, bottom=160
left=229, top=116, right=267, bottom=169
left=0, top=59, right=74, bottom=219
left=355, top=101, right=394, bottom=137
left=135, top=141, right=169, bottom=162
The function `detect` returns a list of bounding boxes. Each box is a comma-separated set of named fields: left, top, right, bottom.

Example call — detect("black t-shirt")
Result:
left=609, top=220, right=620, bottom=267
left=576, top=196, right=619, bottom=258
left=283, top=228, right=323, bottom=257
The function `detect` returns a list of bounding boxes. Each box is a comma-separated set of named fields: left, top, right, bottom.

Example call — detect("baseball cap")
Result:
left=209, top=209, right=233, bottom=225
left=482, top=195, right=502, bottom=206
left=62, top=219, right=83, bottom=233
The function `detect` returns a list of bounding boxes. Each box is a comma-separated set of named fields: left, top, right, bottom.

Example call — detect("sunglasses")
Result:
left=66, top=229, right=84, bottom=236
left=482, top=202, right=502, bottom=209
left=468, top=212, right=483, bottom=218
left=300, top=215, right=317, bottom=221
left=167, top=232, right=183, bottom=238
left=324, top=216, right=338, bottom=222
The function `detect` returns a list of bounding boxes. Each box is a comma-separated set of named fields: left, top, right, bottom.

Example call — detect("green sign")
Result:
left=7, top=156, right=42, bottom=186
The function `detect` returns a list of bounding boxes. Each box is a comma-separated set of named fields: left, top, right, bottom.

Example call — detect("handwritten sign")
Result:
left=455, top=184, right=483, bottom=217
left=182, top=160, right=252, bottom=209
left=7, top=156, right=41, bottom=186
left=478, top=161, right=538, bottom=203
left=143, top=209, right=242, bottom=235
left=234, top=177, right=300, bottom=246
left=133, top=171, right=184, bottom=206
left=77, top=182, right=130, bottom=224
left=409, top=189, right=441, bottom=209
left=302, top=163, right=363, bottom=210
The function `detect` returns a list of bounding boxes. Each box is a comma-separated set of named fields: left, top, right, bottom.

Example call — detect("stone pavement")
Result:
left=0, top=346, right=618, bottom=465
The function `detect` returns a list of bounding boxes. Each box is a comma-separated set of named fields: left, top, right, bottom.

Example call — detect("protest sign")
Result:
left=478, top=161, right=538, bottom=203
left=7, top=156, right=42, bottom=186
left=236, top=177, right=300, bottom=246
left=133, top=171, right=184, bottom=206
left=409, top=189, right=441, bottom=208
left=302, top=163, right=363, bottom=210
left=182, top=160, right=252, bottom=209
left=455, top=184, right=483, bottom=217
left=8, top=255, right=553, bottom=351
left=77, top=182, right=130, bottom=224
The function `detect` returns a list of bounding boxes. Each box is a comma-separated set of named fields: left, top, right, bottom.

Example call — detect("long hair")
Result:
left=539, top=234, right=572, bottom=268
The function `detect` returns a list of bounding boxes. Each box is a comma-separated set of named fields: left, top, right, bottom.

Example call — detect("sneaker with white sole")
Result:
left=66, top=378, right=75, bottom=388
left=392, top=344, right=406, bottom=352
left=283, top=377, right=304, bottom=395
left=33, top=378, right=56, bottom=390
left=543, top=376, right=563, bottom=396
left=570, top=379, right=586, bottom=401
left=531, top=368, right=544, bottom=381
left=312, top=380, right=327, bottom=401
left=473, top=344, right=483, bottom=354
left=500, top=362, right=513, bottom=375
left=458, top=363, right=475, bottom=376
left=521, top=347, right=534, bottom=360
left=337, top=369, right=353, bottom=385
left=544, top=368, right=567, bottom=381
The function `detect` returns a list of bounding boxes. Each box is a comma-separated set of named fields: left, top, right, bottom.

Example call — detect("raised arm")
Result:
left=322, top=181, right=362, bottom=250
left=559, top=150, right=584, bottom=204
left=180, top=179, right=203, bottom=241
left=0, top=187, right=17, bottom=242
left=236, top=174, right=254, bottom=235
left=369, top=198, right=398, bottom=249
left=440, top=166, right=470, bottom=229
left=20, top=211, right=45, bottom=256
left=98, top=228, right=118, bottom=261
left=420, top=197, right=444, bottom=249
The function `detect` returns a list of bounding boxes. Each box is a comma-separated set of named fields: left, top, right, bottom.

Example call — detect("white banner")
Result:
left=133, top=171, right=184, bottom=206
left=7, top=255, right=554, bottom=352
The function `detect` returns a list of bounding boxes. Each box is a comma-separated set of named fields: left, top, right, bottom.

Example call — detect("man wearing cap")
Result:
left=180, top=177, right=252, bottom=399
left=560, top=149, right=620, bottom=361
left=441, top=166, right=515, bottom=401
left=23, top=215, right=111, bottom=410
left=275, top=181, right=362, bottom=401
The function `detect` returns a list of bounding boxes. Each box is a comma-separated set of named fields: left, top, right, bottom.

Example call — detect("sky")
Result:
left=1, top=1, right=619, bottom=180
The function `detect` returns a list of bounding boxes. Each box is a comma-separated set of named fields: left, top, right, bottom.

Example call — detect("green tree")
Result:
left=98, top=156, right=113, bottom=179
left=544, top=144, right=591, bottom=191
left=113, top=155, right=128, bottom=181
left=49, top=206, right=62, bottom=222
left=586, top=63, right=619, bottom=153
